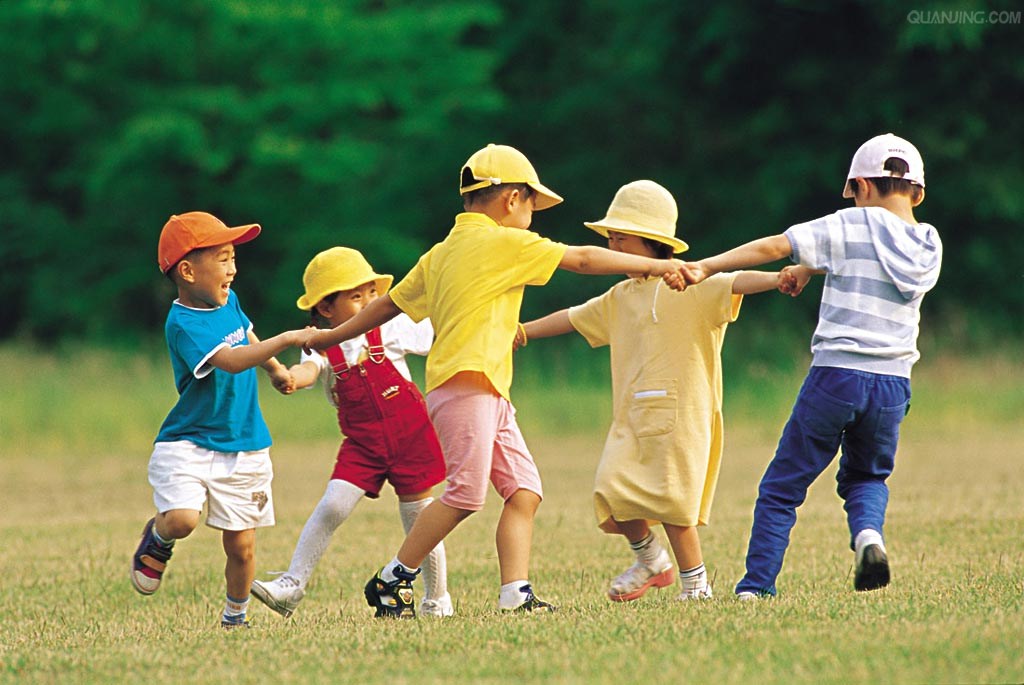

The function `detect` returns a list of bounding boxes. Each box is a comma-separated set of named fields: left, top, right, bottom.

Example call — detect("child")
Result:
left=251, top=247, right=452, bottom=618
left=519, top=180, right=781, bottom=602
left=131, top=211, right=309, bottom=628
left=671, top=133, right=942, bottom=597
left=301, top=144, right=687, bottom=617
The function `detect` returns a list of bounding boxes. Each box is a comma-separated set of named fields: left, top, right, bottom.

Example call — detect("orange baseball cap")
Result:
left=158, top=211, right=261, bottom=273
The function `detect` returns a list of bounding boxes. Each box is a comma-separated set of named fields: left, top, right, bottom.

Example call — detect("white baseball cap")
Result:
left=843, top=133, right=925, bottom=198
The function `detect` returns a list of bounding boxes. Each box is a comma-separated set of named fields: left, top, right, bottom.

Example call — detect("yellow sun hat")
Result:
left=584, top=180, right=688, bottom=253
left=459, top=143, right=564, bottom=210
left=296, top=247, right=393, bottom=311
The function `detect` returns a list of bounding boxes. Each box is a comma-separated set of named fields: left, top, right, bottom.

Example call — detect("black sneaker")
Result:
left=506, top=584, right=557, bottom=613
left=364, top=566, right=419, bottom=618
left=221, top=618, right=251, bottom=630
left=854, top=544, right=890, bottom=591
left=130, top=518, right=173, bottom=595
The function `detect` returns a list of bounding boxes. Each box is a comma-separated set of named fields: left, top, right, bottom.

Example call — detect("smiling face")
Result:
left=173, top=243, right=237, bottom=309
left=314, top=280, right=379, bottom=327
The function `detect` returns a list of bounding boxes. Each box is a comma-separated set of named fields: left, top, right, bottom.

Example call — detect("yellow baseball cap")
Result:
left=459, top=144, right=564, bottom=210
left=296, top=247, right=393, bottom=311
left=584, top=180, right=688, bottom=253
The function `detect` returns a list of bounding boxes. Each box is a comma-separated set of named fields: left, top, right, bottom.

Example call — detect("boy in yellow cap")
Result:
left=252, top=247, right=451, bottom=619
left=303, top=144, right=688, bottom=617
left=131, top=211, right=310, bottom=629
left=520, top=180, right=783, bottom=602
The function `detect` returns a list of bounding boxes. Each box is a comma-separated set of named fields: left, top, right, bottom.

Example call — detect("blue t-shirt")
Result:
left=155, top=290, right=272, bottom=452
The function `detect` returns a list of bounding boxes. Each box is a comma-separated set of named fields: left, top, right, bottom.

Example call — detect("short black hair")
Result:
left=847, top=157, right=924, bottom=202
left=641, top=237, right=675, bottom=260
left=461, top=167, right=534, bottom=206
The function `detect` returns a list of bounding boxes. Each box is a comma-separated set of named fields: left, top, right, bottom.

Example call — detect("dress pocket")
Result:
left=628, top=380, right=678, bottom=438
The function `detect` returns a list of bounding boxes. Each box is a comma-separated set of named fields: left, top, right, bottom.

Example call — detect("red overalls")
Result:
left=324, top=327, right=446, bottom=498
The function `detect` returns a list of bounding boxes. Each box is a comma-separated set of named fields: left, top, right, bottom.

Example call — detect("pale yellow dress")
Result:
left=568, top=273, right=741, bottom=528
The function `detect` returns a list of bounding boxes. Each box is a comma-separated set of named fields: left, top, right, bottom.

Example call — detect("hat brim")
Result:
left=528, top=182, right=563, bottom=211
left=584, top=220, right=688, bottom=253
left=296, top=274, right=394, bottom=311
left=201, top=223, right=262, bottom=249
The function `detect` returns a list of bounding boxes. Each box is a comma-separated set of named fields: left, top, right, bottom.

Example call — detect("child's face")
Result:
left=317, top=281, right=379, bottom=326
left=607, top=231, right=658, bottom=258
left=176, top=243, right=236, bottom=309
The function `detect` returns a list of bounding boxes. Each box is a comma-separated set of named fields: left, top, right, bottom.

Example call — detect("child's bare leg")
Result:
left=664, top=523, right=710, bottom=598
left=398, top=489, right=449, bottom=607
left=222, top=528, right=256, bottom=625
left=606, top=518, right=651, bottom=544
left=395, top=499, right=471, bottom=569
left=155, top=509, right=200, bottom=540
left=495, top=489, right=540, bottom=584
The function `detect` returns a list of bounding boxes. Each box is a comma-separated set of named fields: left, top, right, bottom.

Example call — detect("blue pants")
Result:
left=735, top=366, right=911, bottom=596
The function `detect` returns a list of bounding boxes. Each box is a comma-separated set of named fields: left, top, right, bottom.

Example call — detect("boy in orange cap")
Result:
left=131, top=211, right=310, bottom=629
left=303, top=144, right=688, bottom=617
left=252, top=247, right=451, bottom=619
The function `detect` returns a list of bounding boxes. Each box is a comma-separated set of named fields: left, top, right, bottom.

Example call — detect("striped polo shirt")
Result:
left=785, top=206, right=942, bottom=378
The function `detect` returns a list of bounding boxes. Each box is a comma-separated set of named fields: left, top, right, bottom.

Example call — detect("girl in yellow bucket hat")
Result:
left=520, top=180, right=785, bottom=602
left=251, top=247, right=453, bottom=618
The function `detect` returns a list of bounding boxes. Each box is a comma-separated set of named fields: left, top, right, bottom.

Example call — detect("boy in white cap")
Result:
left=131, top=211, right=310, bottom=628
left=671, top=133, right=942, bottom=597
left=251, top=247, right=451, bottom=619
left=519, top=180, right=782, bottom=602
left=303, top=144, right=688, bottom=617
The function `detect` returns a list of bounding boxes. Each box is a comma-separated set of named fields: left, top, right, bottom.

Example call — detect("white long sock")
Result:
left=399, top=498, right=447, bottom=601
left=499, top=580, right=530, bottom=610
left=630, top=532, right=666, bottom=568
left=678, top=563, right=707, bottom=593
left=285, top=479, right=365, bottom=588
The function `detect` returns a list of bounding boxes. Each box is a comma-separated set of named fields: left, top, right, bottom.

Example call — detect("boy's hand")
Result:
left=301, top=328, right=327, bottom=354
left=513, top=323, right=527, bottom=352
left=681, top=261, right=711, bottom=286
left=269, top=368, right=296, bottom=395
left=778, top=265, right=813, bottom=297
left=661, top=259, right=689, bottom=292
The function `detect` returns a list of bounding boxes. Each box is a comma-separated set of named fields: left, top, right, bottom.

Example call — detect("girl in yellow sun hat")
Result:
left=251, top=247, right=452, bottom=618
left=520, top=180, right=785, bottom=602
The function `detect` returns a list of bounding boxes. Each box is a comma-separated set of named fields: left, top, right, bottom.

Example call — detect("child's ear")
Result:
left=176, top=259, right=196, bottom=283
left=314, top=299, right=332, bottom=318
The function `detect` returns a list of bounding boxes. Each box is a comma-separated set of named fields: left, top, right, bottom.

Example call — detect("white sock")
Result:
left=498, top=580, right=530, bottom=610
left=223, top=594, right=249, bottom=623
left=380, top=556, right=419, bottom=583
left=854, top=529, right=886, bottom=557
left=399, top=498, right=447, bottom=601
left=678, top=563, right=707, bottom=593
left=285, top=480, right=364, bottom=588
left=630, top=532, right=665, bottom=569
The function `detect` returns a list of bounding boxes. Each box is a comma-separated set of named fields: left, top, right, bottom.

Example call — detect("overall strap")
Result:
left=365, top=327, right=387, bottom=364
left=324, top=345, right=351, bottom=377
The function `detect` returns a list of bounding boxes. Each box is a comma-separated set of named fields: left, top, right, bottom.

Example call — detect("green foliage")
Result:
left=1, top=0, right=1021, bottom=342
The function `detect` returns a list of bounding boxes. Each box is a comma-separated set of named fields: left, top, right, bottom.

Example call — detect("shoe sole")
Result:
left=251, top=581, right=297, bottom=618
left=855, top=546, right=890, bottom=591
left=608, top=567, right=677, bottom=602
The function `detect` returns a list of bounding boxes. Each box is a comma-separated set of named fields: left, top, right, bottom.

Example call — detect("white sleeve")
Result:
left=387, top=314, right=434, bottom=357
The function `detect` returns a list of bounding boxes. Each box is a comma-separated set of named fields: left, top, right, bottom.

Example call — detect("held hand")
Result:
left=779, top=265, right=810, bottom=297
left=270, top=369, right=295, bottom=395
left=661, top=259, right=689, bottom=292
left=513, top=323, right=527, bottom=352
left=680, top=261, right=710, bottom=286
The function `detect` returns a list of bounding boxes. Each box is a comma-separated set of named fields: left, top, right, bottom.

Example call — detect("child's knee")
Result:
left=157, top=509, right=200, bottom=539
left=222, top=529, right=256, bottom=562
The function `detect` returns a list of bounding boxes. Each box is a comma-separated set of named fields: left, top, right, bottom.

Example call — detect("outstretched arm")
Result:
left=209, top=328, right=308, bottom=376
left=676, top=234, right=793, bottom=287
left=560, top=245, right=683, bottom=280
left=518, top=309, right=575, bottom=350
left=304, top=294, right=402, bottom=351
left=731, top=271, right=782, bottom=295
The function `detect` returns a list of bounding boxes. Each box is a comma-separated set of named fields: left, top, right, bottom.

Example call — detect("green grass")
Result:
left=1, top=343, right=1022, bottom=684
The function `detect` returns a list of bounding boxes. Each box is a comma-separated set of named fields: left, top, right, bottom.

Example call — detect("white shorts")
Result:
left=149, top=440, right=275, bottom=531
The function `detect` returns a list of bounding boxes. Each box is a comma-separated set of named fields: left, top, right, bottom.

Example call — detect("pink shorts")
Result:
left=426, top=373, right=542, bottom=511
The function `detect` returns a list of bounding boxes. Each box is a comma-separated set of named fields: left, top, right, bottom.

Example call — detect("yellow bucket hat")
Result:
left=296, top=247, right=393, bottom=311
left=584, top=180, right=688, bottom=253
left=460, top=143, right=564, bottom=210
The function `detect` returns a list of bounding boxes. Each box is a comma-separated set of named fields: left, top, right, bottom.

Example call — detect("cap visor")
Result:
left=197, top=223, right=261, bottom=250
left=528, top=182, right=563, bottom=211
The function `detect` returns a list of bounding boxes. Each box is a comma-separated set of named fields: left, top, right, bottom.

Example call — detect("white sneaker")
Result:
left=677, top=583, right=713, bottom=601
left=251, top=575, right=305, bottom=618
left=420, top=592, right=454, bottom=617
left=608, top=548, right=676, bottom=602
left=736, top=591, right=759, bottom=601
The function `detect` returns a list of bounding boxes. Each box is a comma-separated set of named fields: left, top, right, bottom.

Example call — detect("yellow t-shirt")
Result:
left=390, top=212, right=567, bottom=400
left=568, top=273, right=742, bottom=527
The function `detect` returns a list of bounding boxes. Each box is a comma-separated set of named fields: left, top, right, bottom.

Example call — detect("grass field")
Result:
left=1, top=344, right=1022, bottom=684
